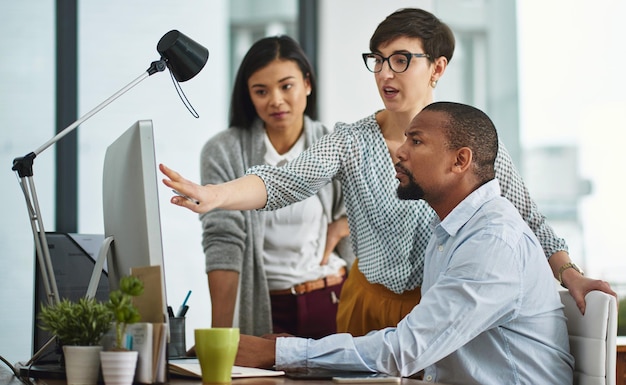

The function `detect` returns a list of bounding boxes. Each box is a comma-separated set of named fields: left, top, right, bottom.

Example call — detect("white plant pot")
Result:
left=62, top=345, right=102, bottom=385
left=100, top=350, right=138, bottom=385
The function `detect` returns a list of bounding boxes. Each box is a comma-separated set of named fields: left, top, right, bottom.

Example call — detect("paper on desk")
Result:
left=127, top=322, right=167, bottom=384
left=168, top=358, right=284, bottom=378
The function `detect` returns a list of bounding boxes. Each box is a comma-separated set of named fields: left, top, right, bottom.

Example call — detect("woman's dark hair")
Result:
left=369, top=8, right=455, bottom=64
left=229, top=35, right=317, bottom=129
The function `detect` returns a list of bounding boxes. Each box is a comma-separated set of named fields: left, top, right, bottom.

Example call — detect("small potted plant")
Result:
left=38, top=297, right=113, bottom=385
left=100, top=275, right=144, bottom=385
left=107, top=275, right=144, bottom=350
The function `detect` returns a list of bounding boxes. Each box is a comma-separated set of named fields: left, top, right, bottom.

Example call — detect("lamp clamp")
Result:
left=12, top=152, right=37, bottom=178
left=147, top=59, right=168, bottom=76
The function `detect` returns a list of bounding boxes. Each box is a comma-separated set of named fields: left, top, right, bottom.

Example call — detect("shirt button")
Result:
left=425, top=374, right=433, bottom=381
left=437, top=245, right=444, bottom=252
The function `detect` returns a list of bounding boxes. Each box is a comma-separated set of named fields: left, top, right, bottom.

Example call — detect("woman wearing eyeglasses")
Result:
left=161, top=8, right=615, bottom=337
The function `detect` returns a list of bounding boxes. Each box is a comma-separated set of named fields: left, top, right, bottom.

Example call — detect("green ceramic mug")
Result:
left=194, top=328, right=240, bottom=384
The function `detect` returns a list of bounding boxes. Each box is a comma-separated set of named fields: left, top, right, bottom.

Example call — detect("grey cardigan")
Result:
left=199, top=116, right=354, bottom=336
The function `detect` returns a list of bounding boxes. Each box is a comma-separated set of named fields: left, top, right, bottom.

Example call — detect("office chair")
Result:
left=560, top=289, right=618, bottom=385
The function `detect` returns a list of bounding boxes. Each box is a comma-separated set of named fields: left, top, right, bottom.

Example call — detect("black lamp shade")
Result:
left=157, top=30, right=208, bottom=82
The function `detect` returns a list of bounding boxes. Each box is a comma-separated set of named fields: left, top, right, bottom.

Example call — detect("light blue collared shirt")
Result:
left=275, top=180, right=574, bottom=385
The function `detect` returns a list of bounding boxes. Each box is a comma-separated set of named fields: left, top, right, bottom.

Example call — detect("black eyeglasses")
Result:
left=362, top=52, right=431, bottom=73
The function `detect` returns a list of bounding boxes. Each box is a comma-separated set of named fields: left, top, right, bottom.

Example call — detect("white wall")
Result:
left=517, top=0, right=626, bottom=282
left=0, top=0, right=229, bottom=365
left=1, top=1, right=56, bottom=366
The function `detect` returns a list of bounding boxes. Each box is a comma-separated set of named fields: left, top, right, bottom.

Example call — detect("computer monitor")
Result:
left=101, top=119, right=168, bottom=320
left=20, top=120, right=168, bottom=378
left=21, top=121, right=169, bottom=379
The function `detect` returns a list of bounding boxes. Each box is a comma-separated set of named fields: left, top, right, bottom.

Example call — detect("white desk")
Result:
left=0, top=366, right=446, bottom=385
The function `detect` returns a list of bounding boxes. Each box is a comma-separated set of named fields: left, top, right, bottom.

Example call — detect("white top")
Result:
left=262, top=132, right=345, bottom=291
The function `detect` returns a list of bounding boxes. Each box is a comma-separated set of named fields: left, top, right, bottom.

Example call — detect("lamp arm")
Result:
left=10, top=69, right=152, bottom=304
left=35, top=70, right=149, bottom=156
left=12, top=59, right=167, bottom=178
left=37, top=60, right=167, bottom=155
left=10, top=58, right=168, bottom=367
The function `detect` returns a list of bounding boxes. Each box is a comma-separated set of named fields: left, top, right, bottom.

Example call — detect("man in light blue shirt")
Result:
left=235, top=102, right=574, bottom=384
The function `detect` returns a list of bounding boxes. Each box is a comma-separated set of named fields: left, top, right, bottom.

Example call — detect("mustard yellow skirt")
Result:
left=336, top=259, right=421, bottom=336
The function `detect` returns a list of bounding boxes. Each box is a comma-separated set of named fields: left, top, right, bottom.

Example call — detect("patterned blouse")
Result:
left=248, top=113, right=567, bottom=294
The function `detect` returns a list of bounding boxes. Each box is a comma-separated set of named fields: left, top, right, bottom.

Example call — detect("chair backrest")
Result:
left=560, top=290, right=618, bottom=385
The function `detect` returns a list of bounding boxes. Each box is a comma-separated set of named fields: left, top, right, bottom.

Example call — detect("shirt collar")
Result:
left=433, top=179, right=502, bottom=237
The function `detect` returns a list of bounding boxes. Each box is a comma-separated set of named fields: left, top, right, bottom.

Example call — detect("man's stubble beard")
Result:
left=396, top=164, right=425, bottom=201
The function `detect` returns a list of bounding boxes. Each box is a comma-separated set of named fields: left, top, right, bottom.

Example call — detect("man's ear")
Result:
left=453, top=147, right=473, bottom=173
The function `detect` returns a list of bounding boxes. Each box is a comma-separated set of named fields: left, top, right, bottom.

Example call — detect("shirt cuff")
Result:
left=275, top=337, right=309, bottom=370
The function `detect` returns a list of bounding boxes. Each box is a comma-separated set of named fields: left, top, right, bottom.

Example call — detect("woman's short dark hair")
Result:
left=369, top=8, right=455, bottom=64
left=229, top=35, right=317, bottom=129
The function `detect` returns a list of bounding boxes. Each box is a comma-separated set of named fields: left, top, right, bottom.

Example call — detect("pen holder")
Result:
left=168, top=316, right=186, bottom=358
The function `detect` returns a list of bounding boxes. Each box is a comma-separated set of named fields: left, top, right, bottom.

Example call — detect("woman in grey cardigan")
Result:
left=199, top=35, right=354, bottom=338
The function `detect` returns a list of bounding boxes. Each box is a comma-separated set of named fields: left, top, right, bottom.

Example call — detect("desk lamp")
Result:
left=11, top=30, right=208, bottom=366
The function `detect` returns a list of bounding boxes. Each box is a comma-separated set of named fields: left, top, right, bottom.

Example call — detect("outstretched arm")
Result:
left=494, top=145, right=616, bottom=314
left=159, top=163, right=268, bottom=213
left=548, top=251, right=616, bottom=314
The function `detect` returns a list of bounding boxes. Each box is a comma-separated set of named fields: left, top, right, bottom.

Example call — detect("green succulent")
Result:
left=38, top=297, right=113, bottom=346
left=107, top=275, right=144, bottom=350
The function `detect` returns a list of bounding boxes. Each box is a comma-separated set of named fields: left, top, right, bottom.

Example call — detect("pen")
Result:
left=177, top=290, right=192, bottom=317
left=172, top=189, right=200, bottom=205
left=167, top=305, right=175, bottom=318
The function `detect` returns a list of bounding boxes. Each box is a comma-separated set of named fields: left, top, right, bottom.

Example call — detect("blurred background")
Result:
left=1, top=0, right=625, bottom=365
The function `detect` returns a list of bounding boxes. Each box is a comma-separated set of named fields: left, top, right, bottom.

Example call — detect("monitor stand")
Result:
left=17, top=361, right=107, bottom=382
left=17, top=362, right=66, bottom=380
left=19, top=233, right=109, bottom=380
